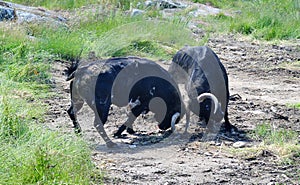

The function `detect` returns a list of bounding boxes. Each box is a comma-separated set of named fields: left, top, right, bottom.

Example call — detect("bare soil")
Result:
left=47, top=34, right=300, bottom=184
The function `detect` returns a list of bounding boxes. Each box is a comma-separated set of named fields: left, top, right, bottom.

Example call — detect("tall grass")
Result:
left=9, top=0, right=140, bottom=10
left=0, top=126, right=94, bottom=184
left=9, top=0, right=100, bottom=9
left=229, top=123, right=299, bottom=171
left=251, top=123, right=298, bottom=146
left=0, top=24, right=97, bottom=184
left=248, top=123, right=300, bottom=164
left=86, top=19, right=197, bottom=57
left=0, top=78, right=96, bottom=184
left=199, top=0, right=300, bottom=40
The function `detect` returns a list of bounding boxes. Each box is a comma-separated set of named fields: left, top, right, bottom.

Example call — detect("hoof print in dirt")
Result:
left=130, top=131, right=173, bottom=146
left=106, top=141, right=118, bottom=148
left=189, top=133, right=204, bottom=142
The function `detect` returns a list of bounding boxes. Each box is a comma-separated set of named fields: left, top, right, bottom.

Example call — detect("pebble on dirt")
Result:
left=232, top=141, right=248, bottom=148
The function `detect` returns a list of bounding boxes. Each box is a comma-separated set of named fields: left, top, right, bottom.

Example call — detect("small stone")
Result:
left=239, top=133, right=246, bottom=138
left=208, top=141, right=216, bottom=145
left=202, top=168, right=212, bottom=173
left=145, top=0, right=154, bottom=7
left=215, top=142, right=222, bottom=146
left=204, top=152, right=212, bottom=156
left=131, top=9, right=144, bottom=17
left=128, top=144, right=137, bottom=149
left=232, top=141, right=247, bottom=148
left=109, top=167, right=117, bottom=170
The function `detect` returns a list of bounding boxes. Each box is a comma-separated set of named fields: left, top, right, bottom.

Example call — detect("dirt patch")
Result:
left=46, top=34, right=300, bottom=184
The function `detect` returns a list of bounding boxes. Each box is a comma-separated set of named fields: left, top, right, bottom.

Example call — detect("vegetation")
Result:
left=251, top=123, right=298, bottom=147
left=287, top=102, right=300, bottom=110
left=197, top=0, right=300, bottom=40
left=230, top=123, right=299, bottom=167
left=280, top=60, right=300, bottom=71
left=0, top=24, right=99, bottom=183
left=9, top=0, right=102, bottom=10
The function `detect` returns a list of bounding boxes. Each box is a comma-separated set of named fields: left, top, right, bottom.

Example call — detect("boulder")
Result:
left=131, top=8, right=145, bottom=17
left=189, top=3, right=221, bottom=17
left=0, top=1, right=66, bottom=25
left=159, top=0, right=187, bottom=9
left=145, top=0, right=187, bottom=9
left=0, top=5, right=16, bottom=21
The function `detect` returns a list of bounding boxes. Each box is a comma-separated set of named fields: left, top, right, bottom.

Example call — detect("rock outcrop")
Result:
left=0, top=1, right=66, bottom=25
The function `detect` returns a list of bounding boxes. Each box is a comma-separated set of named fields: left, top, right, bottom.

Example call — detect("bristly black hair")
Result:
left=65, top=49, right=83, bottom=81
left=65, top=60, right=79, bottom=81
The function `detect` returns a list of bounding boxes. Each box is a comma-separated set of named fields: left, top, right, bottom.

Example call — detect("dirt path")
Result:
left=47, top=34, right=300, bottom=184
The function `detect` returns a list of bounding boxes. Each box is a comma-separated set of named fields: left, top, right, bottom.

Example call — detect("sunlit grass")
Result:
left=0, top=22, right=97, bottom=184
left=229, top=123, right=300, bottom=166
left=198, top=0, right=300, bottom=40
left=9, top=0, right=101, bottom=10
left=0, top=74, right=98, bottom=184
left=0, top=126, right=94, bottom=184
left=90, top=20, right=198, bottom=57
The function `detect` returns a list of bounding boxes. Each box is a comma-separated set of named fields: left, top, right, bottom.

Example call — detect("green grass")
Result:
left=9, top=0, right=141, bottom=10
left=287, top=103, right=300, bottom=110
left=251, top=123, right=298, bottom=146
left=197, top=0, right=300, bottom=40
left=192, top=0, right=240, bottom=8
left=230, top=123, right=300, bottom=166
left=0, top=126, right=94, bottom=184
left=0, top=23, right=99, bottom=184
left=0, top=77, right=98, bottom=184
left=228, top=123, right=300, bottom=183
left=111, top=40, right=177, bottom=60
left=9, top=0, right=101, bottom=10
left=88, top=20, right=197, bottom=58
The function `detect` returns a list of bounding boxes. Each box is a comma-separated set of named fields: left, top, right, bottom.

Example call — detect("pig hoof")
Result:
left=126, top=128, right=135, bottom=135
left=113, top=132, right=122, bottom=138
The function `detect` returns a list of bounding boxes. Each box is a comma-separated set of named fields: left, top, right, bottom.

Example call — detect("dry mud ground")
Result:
left=47, top=35, right=300, bottom=184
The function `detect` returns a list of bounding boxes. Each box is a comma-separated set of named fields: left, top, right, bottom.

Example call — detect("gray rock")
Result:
left=159, top=0, right=187, bottom=9
left=131, top=8, right=145, bottom=17
left=145, top=0, right=186, bottom=9
left=232, top=141, right=248, bottom=148
left=0, top=1, right=66, bottom=25
left=145, top=0, right=155, bottom=7
left=189, top=4, right=222, bottom=17
left=0, top=5, right=16, bottom=21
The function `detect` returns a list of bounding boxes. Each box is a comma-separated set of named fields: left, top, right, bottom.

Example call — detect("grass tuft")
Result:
left=0, top=77, right=97, bottom=184
left=90, top=20, right=197, bottom=58
left=230, top=123, right=300, bottom=165
left=251, top=123, right=298, bottom=146
left=0, top=127, right=94, bottom=184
